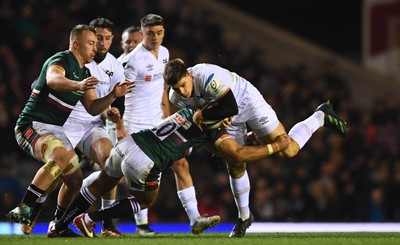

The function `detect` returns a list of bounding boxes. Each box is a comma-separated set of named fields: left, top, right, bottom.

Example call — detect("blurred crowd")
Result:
left=1, top=0, right=400, bottom=225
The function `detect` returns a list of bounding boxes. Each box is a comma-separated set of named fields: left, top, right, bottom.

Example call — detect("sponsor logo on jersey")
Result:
left=72, top=72, right=79, bottom=80
left=173, top=113, right=191, bottom=129
left=145, top=75, right=152, bottom=81
left=153, top=73, right=162, bottom=80
left=105, top=70, right=114, bottom=78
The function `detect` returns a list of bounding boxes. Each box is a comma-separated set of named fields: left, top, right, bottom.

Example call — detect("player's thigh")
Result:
left=115, top=136, right=159, bottom=193
left=79, top=127, right=111, bottom=159
left=245, top=106, right=282, bottom=144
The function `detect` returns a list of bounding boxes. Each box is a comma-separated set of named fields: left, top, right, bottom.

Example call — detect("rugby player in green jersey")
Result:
left=7, top=24, right=134, bottom=236
left=47, top=106, right=290, bottom=237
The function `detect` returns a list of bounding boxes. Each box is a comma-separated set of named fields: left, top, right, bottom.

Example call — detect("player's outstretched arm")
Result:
left=216, top=134, right=290, bottom=163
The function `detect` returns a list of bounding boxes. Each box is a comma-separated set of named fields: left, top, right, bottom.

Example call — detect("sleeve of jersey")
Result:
left=114, top=62, right=126, bottom=84
left=202, top=75, right=238, bottom=120
left=49, top=54, right=68, bottom=75
left=122, top=56, right=138, bottom=82
left=169, top=89, right=187, bottom=108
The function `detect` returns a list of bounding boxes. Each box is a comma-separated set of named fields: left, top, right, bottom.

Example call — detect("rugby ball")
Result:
left=201, top=118, right=229, bottom=129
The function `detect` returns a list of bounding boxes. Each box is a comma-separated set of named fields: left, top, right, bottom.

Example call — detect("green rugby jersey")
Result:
left=131, top=108, right=226, bottom=171
left=17, top=50, right=91, bottom=126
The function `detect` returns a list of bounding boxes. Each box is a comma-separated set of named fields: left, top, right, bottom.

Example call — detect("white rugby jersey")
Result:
left=169, top=63, right=264, bottom=119
left=122, top=42, right=169, bottom=121
left=66, top=52, right=125, bottom=124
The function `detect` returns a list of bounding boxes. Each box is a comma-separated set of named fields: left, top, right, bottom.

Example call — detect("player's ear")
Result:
left=72, top=40, right=79, bottom=49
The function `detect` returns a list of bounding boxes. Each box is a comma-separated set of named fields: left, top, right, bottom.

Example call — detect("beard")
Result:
left=94, top=52, right=107, bottom=63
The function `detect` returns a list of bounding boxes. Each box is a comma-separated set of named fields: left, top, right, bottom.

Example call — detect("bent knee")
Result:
left=226, top=161, right=246, bottom=178
left=62, top=172, right=83, bottom=191
left=279, top=142, right=300, bottom=158
left=171, top=158, right=190, bottom=173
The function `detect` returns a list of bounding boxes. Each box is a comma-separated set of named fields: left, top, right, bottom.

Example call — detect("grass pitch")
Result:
left=1, top=233, right=400, bottom=245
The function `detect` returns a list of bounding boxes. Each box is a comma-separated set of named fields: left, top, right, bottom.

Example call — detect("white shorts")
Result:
left=15, top=121, right=73, bottom=157
left=64, top=121, right=109, bottom=156
left=33, top=121, right=74, bottom=151
left=124, top=116, right=162, bottom=134
left=105, top=119, right=117, bottom=146
left=228, top=102, right=280, bottom=145
left=104, top=136, right=160, bottom=192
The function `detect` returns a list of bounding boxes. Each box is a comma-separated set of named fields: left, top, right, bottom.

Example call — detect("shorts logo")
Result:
left=259, top=116, right=269, bottom=124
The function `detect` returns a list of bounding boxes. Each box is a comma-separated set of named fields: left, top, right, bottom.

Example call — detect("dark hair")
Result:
left=123, top=26, right=141, bottom=34
left=89, top=17, right=114, bottom=33
left=163, top=58, right=188, bottom=85
left=141, top=14, right=164, bottom=28
left=70, top=24, right=96, bottom=41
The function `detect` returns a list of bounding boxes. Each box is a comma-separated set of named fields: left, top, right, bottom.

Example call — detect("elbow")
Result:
left=88, top=110, right=98, bottom=116
left=85, top=107, right=98, bottom=116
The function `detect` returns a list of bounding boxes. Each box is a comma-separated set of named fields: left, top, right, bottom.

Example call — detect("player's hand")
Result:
left=246, top=131, right=262, bottom=146
left=112, top=80, right=135, bottom=98
left=116, top=128, right=128, bottom=141
left=275, top=134, right=291, bottom=151
left=107, top=107, right=121, bottom=123
left=218, top=116, right=232, bottom=129
left=79, top=76, right=99, bottom=91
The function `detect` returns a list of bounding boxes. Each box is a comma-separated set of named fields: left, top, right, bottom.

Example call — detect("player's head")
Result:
left=140, top=14, right=164, bottom=51
left=89, top=17, right=114, bottom=60
left=69, top=24, right=97, bottom=65
left=121, top=26, right=142, bottom=55
left=164, top=58, right=193, bottom=98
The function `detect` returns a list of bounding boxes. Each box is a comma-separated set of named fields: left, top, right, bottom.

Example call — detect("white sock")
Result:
left=101, top=198, right=115, bottom=209
left=84, top=213, right=94, bottom=224
left=229, top=170, right=250, bottom=220
left=82, top=171, right=101, bottom=188
left=288, top=111, right=324, bottom=149
left=177, top=186, right=200, bottom=225
left=134, top=208, right=148, bottom=225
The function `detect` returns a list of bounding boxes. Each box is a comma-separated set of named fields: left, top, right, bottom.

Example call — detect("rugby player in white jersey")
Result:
left=106, top=26, right=142, bottom=145
left=62, top=18, right=127, bottom=237
left=164, top=58, right=348, bottom=238
left=121, top=14, right=219, bottom=235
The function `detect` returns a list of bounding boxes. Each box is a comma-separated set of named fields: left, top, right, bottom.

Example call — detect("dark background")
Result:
left=224, top=0, right=363, bottom=62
